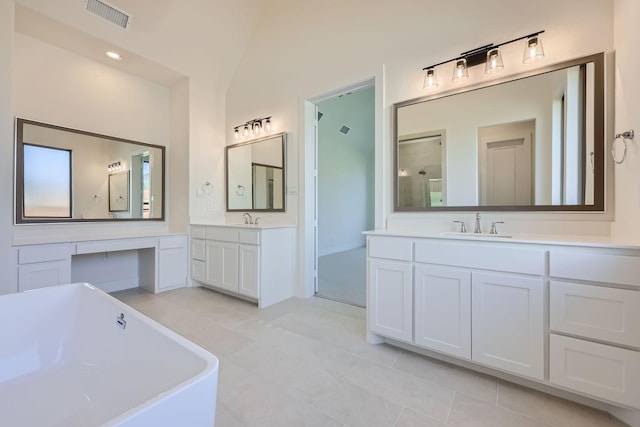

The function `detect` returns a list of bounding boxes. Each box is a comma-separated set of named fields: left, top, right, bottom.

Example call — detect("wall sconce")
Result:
left=107, top=161, right=122, bottom=172
left=422, top=30, right=545, bottom=89
left=233, top=116, right=273, bottom=140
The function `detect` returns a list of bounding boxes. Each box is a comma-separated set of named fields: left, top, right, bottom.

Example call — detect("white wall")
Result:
left=0, top=0, right=15, bottom=295
left=226, top=0, right=614, bottom=237
left=12, top=32, right=171, bottom=242
left=611, top=0, right=640, bottom=242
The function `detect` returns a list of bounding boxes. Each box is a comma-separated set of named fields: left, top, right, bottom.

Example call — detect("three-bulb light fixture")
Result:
left=423, top=30, right=545, bottom=89
left=233, top=116, right=272, bottom=140
left=107, top=161, right=122, bottom=172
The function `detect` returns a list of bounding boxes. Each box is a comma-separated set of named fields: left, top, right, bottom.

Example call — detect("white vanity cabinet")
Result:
left=190, top=224, right=295, bottom=308
left=548, top=248, right=640, bottom=408
left=12, top=234, right=188, bottom=294
left=15, top=243, right=73, bottom=292
left=157, top=235, right=188, bottom=291
left=366, top=231, right=640, bottom=413
left=367, top=236, right=413, bottom=342
left=412, top=238, right=545, bottom=379
left=367, top=234, right=546, bottom=379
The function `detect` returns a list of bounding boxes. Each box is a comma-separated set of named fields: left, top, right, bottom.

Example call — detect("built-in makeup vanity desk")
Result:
left=190, top=224, right=295, bottom=308
left=12, top=233, right=188, bottom=294
left=365, top=230, right=640, bottom=420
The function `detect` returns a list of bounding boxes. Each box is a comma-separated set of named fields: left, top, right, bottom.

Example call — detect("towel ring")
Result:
left=236, top=185, right=246, bottom=196
left=612, top=130, right=634, bottom=164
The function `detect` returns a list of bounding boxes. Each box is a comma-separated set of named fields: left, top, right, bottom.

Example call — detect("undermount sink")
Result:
left=440, top=232, right=512, bottom=239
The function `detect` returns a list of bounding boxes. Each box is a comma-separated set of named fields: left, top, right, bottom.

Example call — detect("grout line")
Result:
left=390, top=349, right=403, bottom=368
left=391, top=407, right=406, bottom=427
left=445, top=390, right=456, bottom=425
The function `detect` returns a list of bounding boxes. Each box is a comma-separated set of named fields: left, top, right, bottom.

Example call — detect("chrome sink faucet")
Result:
left=490, top=221, right=505, bottom=235
left=243, top=212, right=253, bottom=224
left=474, top=213, right=482, bottom=234
left=453, top=220, right=466, bottom=233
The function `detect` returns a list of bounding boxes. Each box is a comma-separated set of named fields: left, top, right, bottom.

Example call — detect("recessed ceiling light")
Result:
left=106, top=51, right=122, bottom=60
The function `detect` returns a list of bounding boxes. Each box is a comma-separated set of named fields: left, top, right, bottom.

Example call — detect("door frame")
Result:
left=298, top=70, right=385, bottom=298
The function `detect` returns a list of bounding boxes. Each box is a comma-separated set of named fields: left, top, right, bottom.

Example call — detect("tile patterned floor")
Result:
left=113, top=287, right=628, bottom=427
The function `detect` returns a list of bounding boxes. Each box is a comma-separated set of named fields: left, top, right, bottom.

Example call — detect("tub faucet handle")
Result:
left=489, top=221, right=504, bottom=235
left=453, top=220, right=466, bottom=233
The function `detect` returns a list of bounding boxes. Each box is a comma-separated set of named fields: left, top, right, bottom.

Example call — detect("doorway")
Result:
left=313, top=86, right=375, bottom=307
left=478, top=120, right=535, bottom=206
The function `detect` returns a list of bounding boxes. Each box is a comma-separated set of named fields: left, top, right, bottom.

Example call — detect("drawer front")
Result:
left=191, top=226, right=206, bottom=240
left=239, top=230, right=260, bottom=245
left=191, top=260, right=205, bottom=282
left=550, top=281, right=640, bottom=347
left=368, top=237, right=413, bottom=261
left=191, top=240, right=206, bottom=261
left=550, top=249, right=640, bottom=287
left=18, top=261, right=70, bottom=292
left=205, top=227, right=239, bottom=242
left=550, top=334, right=640, bottom=408
left=159, top=234, right=187, bottom=250
left=17, top=244, right=73, bottom=264
left=415, top=240, right=545, bottom=275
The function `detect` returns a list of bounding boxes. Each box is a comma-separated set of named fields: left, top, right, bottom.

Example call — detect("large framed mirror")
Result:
left=15, top=118, right=165, bottom=223
left=226, top=132, right=286, bottom=212
left=394, top=53, right=605, bottom=212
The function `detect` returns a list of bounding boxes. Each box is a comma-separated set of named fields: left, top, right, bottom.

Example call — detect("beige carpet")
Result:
left=316, top=247, right=366, bottom=307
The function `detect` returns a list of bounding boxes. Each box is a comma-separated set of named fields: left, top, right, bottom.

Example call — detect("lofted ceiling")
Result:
left=13, top=0, right=271, bottom=89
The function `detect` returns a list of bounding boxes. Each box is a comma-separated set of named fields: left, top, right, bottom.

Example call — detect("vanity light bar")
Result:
left=422, top=30, right=545, bottom=88
left=233, top=117, right=272, bottom=140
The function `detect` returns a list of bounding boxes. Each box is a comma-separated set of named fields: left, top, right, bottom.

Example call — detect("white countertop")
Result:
left=191, top=222, right=296, bottom=230
left=364, top=229, right=640, bottom=250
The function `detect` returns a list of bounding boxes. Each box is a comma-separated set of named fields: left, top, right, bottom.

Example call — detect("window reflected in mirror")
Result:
left=23, top=144, right=71, bottom=218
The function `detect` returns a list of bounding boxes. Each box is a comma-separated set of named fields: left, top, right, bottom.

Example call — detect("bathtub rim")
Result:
left=11, top=282, right=219, bottom=425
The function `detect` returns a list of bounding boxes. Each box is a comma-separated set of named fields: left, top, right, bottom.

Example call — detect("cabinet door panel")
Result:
left=472, top=272, right=544, bottom=379
left=158, top=247, right=187, bottom=290
left=206, top=241, right=238, bottom=292
left=239, top=245, right=260, bottom=298
left=414, top=265, right=471, bottom=359
left=18, top=261, right=70, bottom=292
left=191, top=259, right=205, bottom=283
left=368, top=259, right=413, bottom=343
left=550, top=334, right=640, bottom=408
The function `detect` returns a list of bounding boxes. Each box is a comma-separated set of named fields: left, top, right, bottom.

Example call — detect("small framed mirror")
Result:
left=226, top=132, right=286, bottom=212
left=108, top=171, right=130, bottom=212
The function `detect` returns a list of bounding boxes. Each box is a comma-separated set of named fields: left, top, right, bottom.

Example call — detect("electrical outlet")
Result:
left=206, top=202, right=214, bottom=212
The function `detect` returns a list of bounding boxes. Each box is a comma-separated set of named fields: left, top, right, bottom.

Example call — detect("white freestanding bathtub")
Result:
left=0, top=283, right=219, bottom=427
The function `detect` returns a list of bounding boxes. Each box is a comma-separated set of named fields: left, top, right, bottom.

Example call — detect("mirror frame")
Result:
left=393, top=52, right=605, bottom=212
left=226, top=132, right=286, bottom=213
left=15, top=118, right=166, bottom=223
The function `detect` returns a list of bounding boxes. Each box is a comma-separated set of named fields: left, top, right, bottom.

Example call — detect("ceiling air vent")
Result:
left=339, top=125, right=351, bottom=135
left=84, top=0, right=132, bottom=30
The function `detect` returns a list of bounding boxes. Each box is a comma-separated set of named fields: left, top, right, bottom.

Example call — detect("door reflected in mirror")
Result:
left=15, top=118, right=165, bottom=223
left=227, top=133, right=286, bottom=212
left=394, top=53, right=604, bottom=212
